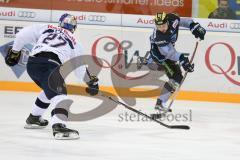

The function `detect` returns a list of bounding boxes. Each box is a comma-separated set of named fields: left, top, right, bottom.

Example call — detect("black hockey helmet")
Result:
left=154, top=12, right=168, bottom=25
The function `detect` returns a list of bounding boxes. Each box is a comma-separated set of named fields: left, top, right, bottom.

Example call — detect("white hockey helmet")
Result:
left=59, top=13, right=77, bottom=33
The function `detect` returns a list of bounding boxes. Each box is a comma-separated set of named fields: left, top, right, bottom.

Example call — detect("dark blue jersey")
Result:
left=149, top=13, right=193, bottom=62
left=150, top=13, right=180, bottom=47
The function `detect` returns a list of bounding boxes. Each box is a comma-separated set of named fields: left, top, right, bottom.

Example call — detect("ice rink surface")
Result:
left=0, top=91, right=240, bottom=160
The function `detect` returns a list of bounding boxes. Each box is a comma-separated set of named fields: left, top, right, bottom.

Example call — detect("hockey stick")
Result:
left=85, top=68, right=190, bottom=130
left=166, top=41, right=199, bottom=111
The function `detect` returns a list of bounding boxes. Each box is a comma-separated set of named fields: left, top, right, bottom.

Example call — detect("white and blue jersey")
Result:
left=12, top=24, right=83, bottom=64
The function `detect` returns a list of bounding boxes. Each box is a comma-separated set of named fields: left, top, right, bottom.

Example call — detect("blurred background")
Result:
left=1, top=0, right=240, bottom=103
left=1, top=0, right=240, bottom=25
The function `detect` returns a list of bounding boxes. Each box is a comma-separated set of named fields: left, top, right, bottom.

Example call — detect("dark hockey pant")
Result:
left=150, top=43, right=183, bottom=85
left=27, top=54, right=67, bottom=100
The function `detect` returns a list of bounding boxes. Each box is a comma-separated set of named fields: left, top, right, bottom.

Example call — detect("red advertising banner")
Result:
left=0, top=0, right=192, bottom=17
left=0, top=0, right=51, bottom=9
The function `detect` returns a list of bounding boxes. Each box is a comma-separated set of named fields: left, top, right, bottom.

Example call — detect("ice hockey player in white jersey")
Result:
left=5, top=13, right=99, bottom=139
left=147, top=12, right=206, bottom=118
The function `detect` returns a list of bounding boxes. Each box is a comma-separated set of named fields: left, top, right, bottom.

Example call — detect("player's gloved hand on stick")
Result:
left=179, top=54, right=194, bottom=72
left=190, top=22, right=206, bottom=40
left=86, top=75, right=99, bottom=96
left=5, top=48, right=21, bottom=66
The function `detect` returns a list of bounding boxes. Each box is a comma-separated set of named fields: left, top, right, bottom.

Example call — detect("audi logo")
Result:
left=18, top=11, right=36, bottom=18
left=230, top=23, right=240, bottom=29
left=88, top=15, right=106, bottom=22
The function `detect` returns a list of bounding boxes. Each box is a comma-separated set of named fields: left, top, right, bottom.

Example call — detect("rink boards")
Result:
left=0, top=20, right=240, bottom=103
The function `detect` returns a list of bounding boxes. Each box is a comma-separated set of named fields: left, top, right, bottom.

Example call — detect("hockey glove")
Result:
left=190, top=22, right=206, bottom=40
left=86, top=75, right=99, bottom=96
left=5, top=48, right=21, bottom=66
left=179, top=54, right=194, bottom=72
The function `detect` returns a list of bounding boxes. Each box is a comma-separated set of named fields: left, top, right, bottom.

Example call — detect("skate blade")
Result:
left=150, top=112, right=167, bottom=119
left=54, top=133, right=80, bottom=140
left=24, top=124, right=47, bottom=129
left=155, top=108, right=172, bottom=113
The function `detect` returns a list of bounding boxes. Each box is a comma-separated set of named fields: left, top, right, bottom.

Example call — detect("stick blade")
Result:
left=169, top=125, right=190, bottom=130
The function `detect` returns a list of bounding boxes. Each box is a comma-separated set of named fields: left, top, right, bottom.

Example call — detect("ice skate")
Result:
left=24, top=114, right=48, bottom=129
left=52, top=123, right=79, bottom=140
left=154, top=99, right=172, bottom=113
left=151, top=99, right=172, bottom=119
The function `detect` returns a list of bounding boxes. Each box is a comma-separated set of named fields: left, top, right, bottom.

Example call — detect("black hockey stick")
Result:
left=166, top=41, right=199, bottom=110
left=85, top=68, right=190, bottom=130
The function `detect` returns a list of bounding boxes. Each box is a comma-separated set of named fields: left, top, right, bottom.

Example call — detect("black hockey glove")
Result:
left=5, top=48, right=21, bottom=66
left=179, top=54, right=194, bottom=72
left=86, top=75, right=99, bottom=96
left=190, top=22, right=206, bottom=40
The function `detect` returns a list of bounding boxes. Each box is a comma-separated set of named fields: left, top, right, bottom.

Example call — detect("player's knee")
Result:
left=43, top=82, right=67, bottom=100
left=173, top=74, right=183, bottom=84
left=38, top=91, right=50, bottom=103
left=45, top=91, right=57, bottom=100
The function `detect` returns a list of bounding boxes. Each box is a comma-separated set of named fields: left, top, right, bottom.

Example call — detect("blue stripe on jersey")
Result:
left=65, top=37, right=74, bottom=49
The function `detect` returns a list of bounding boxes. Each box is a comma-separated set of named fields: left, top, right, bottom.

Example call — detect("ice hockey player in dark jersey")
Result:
left=149, top=12, right=206, bottom=116
left=5, top=13, right=99, bottom=140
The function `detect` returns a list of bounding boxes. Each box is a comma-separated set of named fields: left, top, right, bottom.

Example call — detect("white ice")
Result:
left=0, top=91, right=240, bottom=160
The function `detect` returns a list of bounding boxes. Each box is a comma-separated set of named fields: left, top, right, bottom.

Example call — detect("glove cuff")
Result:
left=179, top=54, right=186, bottom=62
left=189, top=22, right=200, bottom=32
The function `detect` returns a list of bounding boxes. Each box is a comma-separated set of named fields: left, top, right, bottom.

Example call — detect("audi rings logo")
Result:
left=88, top=15, right=106, bottom=22
left=230, top=23, right=240, bottom=29
left=18, top=11, right=36, bottom=18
